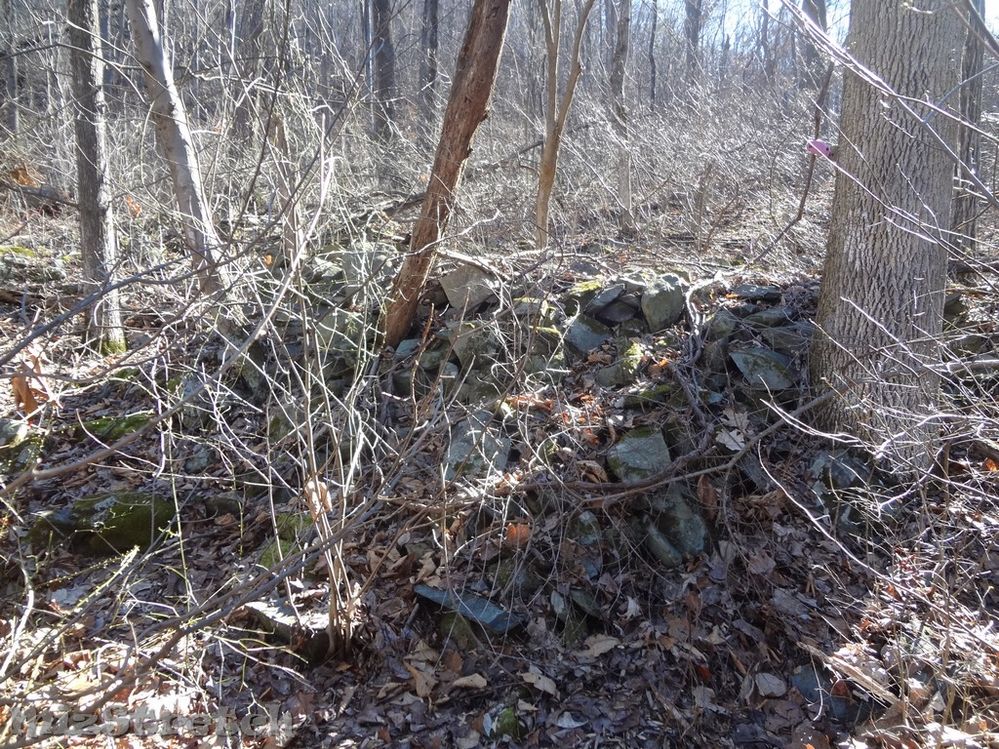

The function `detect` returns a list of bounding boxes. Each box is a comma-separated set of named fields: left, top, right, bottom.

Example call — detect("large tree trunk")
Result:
left=382, top=0, right=512, bottom=348
left=68, top=0, right=125, bottom=353
left=126, top=0, right=229, bottom=293
left=534, top=0, right=597, bottom=249
left=810, top=0, right=962, bottom=465
left=952, top=0, right=985, bottom=252
left=418, top=0, right=439, bottom=120
left=607, top=0, right=633, bottom=235
left=371, top=0, right=396, bottom=140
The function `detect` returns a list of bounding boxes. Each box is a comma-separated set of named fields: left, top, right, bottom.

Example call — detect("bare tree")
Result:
left=126, top=0, right=230, bottom=293
left=684, top=0, right=701, bottom=79
left=810, top=0, right=962, bottom=465
left=647, top=0, right=657, bottom=110
left=419, top=0, right=439, bottom=120
left=372, top=0, right=396, bottom=140
left=382, top=0, right=512, bottom=347
left=534, top=0, right=598, bottom=249
left=952, top=0, right=985, bottom=251
left=608, top=0, right=633, bottom=235
left=0, top=0, right=16, bottom=136
left=798, top=0, right=827, bottom=89
left=68, top=0, right=125, bottom=353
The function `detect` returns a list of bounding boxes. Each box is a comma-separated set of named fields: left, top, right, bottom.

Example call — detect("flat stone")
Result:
left=445, top=412, right=511, bottom=481
left=607, top=426, right=670, bottom=483
left=731, top=284, right=781, bottom=303
left=730, top=346, right=795, bottom=390
left=565, top=315, right=613, bottom=358
left=440, top=264, right=497, bottom=310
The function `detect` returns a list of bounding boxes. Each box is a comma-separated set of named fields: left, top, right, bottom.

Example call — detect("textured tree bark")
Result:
left=608, top=0, right=633, bottom=235
left=232, top=0, right=265, bottom=139
left=371, top=0, right=396, bottom=141
left=534, top=0, right=597, bottom=249
left=952, top=0, right=985, bottom=251
left=69, top=0, right=125, bottom=353
left=419, top=0, right=439, bottom=120
left=381, top=0, right=511, bottom=348
left=126, top=0, right=229, bottom=293
left=810, top=0, right=962, bottom=465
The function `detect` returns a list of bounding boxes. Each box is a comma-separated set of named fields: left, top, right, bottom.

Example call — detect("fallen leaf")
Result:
left=504, top=523, right=531, bottom=548
left=578, top=634, right=620, bottom=659
left=520, top=669, right=558, bottom=697
left=452, top=673, right=488, bottom=690
left=755, top=672, right=787, bottom=698
left=404, top=661, right=437, bottom=698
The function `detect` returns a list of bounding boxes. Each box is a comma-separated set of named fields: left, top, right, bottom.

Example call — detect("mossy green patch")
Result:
left=0, top=431, right=44, bottom=477
left=80, top=411, right=153, bottom=442
left=30, top=491, right=175, bottom=555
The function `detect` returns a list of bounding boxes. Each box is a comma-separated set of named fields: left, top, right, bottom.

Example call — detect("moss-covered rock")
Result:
left=0, top=428, right=43, bottom=478
left=79, top=411, right=153, bottom=442
left=30, top=491, right=175, bottom=555
left=258, top=512, right=313, bottom=569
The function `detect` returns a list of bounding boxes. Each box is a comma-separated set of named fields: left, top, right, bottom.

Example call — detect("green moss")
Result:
left=80, top=411, right=152, bottom=442
left=492, top=707, right=523, bottom=740
left=0, top=432, right=44, bottom=477
left=438, top=613, right=478, bottom=650
left=258, top=512, right=313, bottom=569
left=99, top=337, right=128, bottom=355
left=0, top=245, right=37, bottom=258
left=30, top=491, right=175, bottom=554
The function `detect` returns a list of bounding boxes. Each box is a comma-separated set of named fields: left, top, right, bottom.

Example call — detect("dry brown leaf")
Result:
left=520, top=669, right=558, bottom=697
left=451, top=673, right=488, bottom=690
left=578, top=634, right=620, bottom=659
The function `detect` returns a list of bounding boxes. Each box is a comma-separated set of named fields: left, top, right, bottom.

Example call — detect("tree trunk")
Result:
left=647, top=0, right=657, bottom=111
left=232, top=0, right=265, bottom=139
left=68, top=0, right=126, bottom=353
left=798, top=0, right=827, bottom=89
left=126, top=0, right=229, bottom=293
left=371, top=0, right=396, bottom=140
left=0, top=0, right=17, bottom=135
left=683, top=0, right=701, bottom=80
left=952, top=0, right=985, bottom=251
left=810, top=0, right=962, bottom=465
left=534, top=0, right=597, bottom=249
left=381, top=0, right=512, bottom=348
left=419, top=0, right=439, bottom=119
left=608, top=0, right=633, bottom=235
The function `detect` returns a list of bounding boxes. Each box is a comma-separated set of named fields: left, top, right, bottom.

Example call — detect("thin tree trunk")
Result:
left=952, top=0, right=985, bottom=251
left=126, top=0, right=229, bottom=293
left=647, top=0, right=657, bottom=111
left=0, top=0, right=17, bottom=135
left=382, top=0, right=512, bottom=347
left=684, top=0, right=701, bottom=80
left=608, top=0, right=633, bottom=235
left=798, top=0, right=827, bottom=89
left=69, top=0, right=125, bottom=353
left=535, top=0, right=598, bottom=249
left=419, top=0, right=439, bottom=119
left=232, top=0, right=265, bottom=139
left=810, top=0, right=962, bottom=465
left=371, top=0, right=396, bottom=140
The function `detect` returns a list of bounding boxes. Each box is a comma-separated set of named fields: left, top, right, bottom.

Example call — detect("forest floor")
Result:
left=1, top=198, right=999, bottom=749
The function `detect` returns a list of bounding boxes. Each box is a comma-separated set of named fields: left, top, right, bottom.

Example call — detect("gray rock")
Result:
left=447, top=322, right=502, bottom=370
left=0, top=418, right=28, bottom=449
left=646, top=486, right=709, bottom=557
left=607, top=426, right=670, bottom=483
left=586, top=283, right=625, bottom=312
left=743, top=307, right=794, bottom=327
left=704, top=308, right=740, bottom=341
left=594, top=340, right=643, bottom=387
left=731, top=284, right=781, bottom=303
left=445, top=412, right=511, bottom=481
left=595, top=298, right=640, bottom=325
left=440, top=264, right=497, bottom=310
left=641, top=274, right=686, bottom=331
left=316, top=308, right=365, bottom=360
left=342, top=241, right=396, bottom=301
left=565, top=315, right=613, bottom=358
left=645, top=523, right=683, bottom=568
left=757, top=322, right=813, bottom=356
left=730, top=346, right=795, bottom=390
left=414, top=583, right=526, bottom=633
left=394, top=338, right=421, bottom=360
